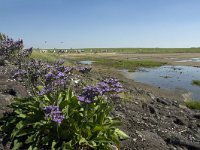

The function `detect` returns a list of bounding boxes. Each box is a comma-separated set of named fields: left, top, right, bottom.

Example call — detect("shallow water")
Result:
left=79, top=60, right=95, bottom=65
left=176, top=58, right=200, bottom=62
left=123, top=66, right=200, bottom=100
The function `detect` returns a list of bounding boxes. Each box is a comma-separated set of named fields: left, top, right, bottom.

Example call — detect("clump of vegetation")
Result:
left=192, top=80, right=200, bottom=86
left=31, top=50, right=72, bottom=65
left=185, top=100, right=200, bottom=110
left=31, top=50, right=59, bottom=62
left=94, top=58, right=166, bottom=71
left=0, top=34, right=128, bottom=149
left=0, top=32, right=28, bottom=65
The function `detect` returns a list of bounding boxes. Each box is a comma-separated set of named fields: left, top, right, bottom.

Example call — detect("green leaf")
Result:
left=27, top=145, right=38, bottom=150
left=11, top=128, right=19, bottom=139
left=61, top=141, right=73, bottom=150
left=18, top=113, right=26, bottom=118
left=114, top=129, right=129, bottom=140
left=15, top=129, right=30, bottom=138
left=93, top=125, right=103, bottom=132
left=33, top=121, right=45, bottom=128
left=16, top=121, right=24, bottom=129
left=51, top=140, right=57, bottom=150
left=12, top=139, right=23, bottom=150
left=25, top=134, right=35, bottom=144
left=93, top=136, right=113, bottom=143
left=36, top=85, right=43, bottom=91
left=110, top=118, right=122, bottom=127
left=67, top=89, right=73, bottom=101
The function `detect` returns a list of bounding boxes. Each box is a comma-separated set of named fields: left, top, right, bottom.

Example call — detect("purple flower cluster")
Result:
left=78, top=66, right=92, bottom=74
left=39, top=66, right=73, bottom=95
left=78, top=86, right=100, bottom=103
left=97, top=78, right=124, bottom=94
left=20, top=47, right=33, bottom=57
left=13, top=69, right=27, bottom=78
left=13, top=55, right=74, bottom=96
left=78, top=78, right=123, bottom=103
left=56, top=66, right=73, bottom=74
left=43, top=105, right=64, bottom=125
left=0, top=33, right=23, bottom=59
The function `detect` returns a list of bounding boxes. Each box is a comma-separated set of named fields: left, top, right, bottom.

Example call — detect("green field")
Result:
left=73, top=48, right=200, bottom=53
left=93, top=58, right=166, bottom=71
left=36, top=47, right=200, bottom=54
left=84, top=48, right=200, bottom=53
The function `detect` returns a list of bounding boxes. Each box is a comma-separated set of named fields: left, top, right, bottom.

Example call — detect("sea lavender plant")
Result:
left=0, top=33, right=24, bottom=63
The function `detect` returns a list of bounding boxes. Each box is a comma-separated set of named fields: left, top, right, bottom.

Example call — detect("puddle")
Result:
left=79, top=60, right=95, bottom=65
left=122, top=66, right=200, bottom=100
left=165, top=58, right=176, bottom=60
left=176, top=58, right=200, bottom=62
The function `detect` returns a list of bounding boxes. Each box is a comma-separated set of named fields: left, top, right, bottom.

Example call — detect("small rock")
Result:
left=173, top=117, right=186, bottom=126
left=139, top=131, right=168, bottom=150
left=148, top=92, right=156, bottom=100
left=148, top=105, right=157, bottom=114
left=193, top=114, right=200, bottom=119
left=157, top=98, right=170, bottom=106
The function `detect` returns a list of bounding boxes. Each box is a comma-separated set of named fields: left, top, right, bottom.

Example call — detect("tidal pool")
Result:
left=176, top=58, right=200, bottom=62
left=79, top=60, right=95, bottom=65
left=122, top=66, right=200, bottom=100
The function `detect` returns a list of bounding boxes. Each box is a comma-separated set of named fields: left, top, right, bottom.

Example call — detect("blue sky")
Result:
left=1, top=0, right=200, bottom=48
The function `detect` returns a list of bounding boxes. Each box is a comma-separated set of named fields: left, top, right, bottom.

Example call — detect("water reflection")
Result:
left=79, top=60, right=95, bottom=65
left=176, top=58, right=200, bottom=62
left=122, top=66, right=200, bottom=100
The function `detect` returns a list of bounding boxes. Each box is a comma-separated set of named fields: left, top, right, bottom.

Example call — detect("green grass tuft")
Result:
left=185, top=100, right=200, bottom=110
left=192, top=80, right=200, bottom=86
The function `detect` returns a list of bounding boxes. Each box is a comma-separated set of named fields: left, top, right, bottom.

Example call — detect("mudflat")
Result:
left=65, top=52, right=200, bottom=66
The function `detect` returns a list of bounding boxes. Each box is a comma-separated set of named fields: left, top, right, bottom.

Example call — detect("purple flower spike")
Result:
left=77, top=86, right=100, bottom=103
left=56, top=72, right=65, bottom=78
left=13, top=69, right=27, bottom=78
left=43, top=105, right=64, bottom=125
